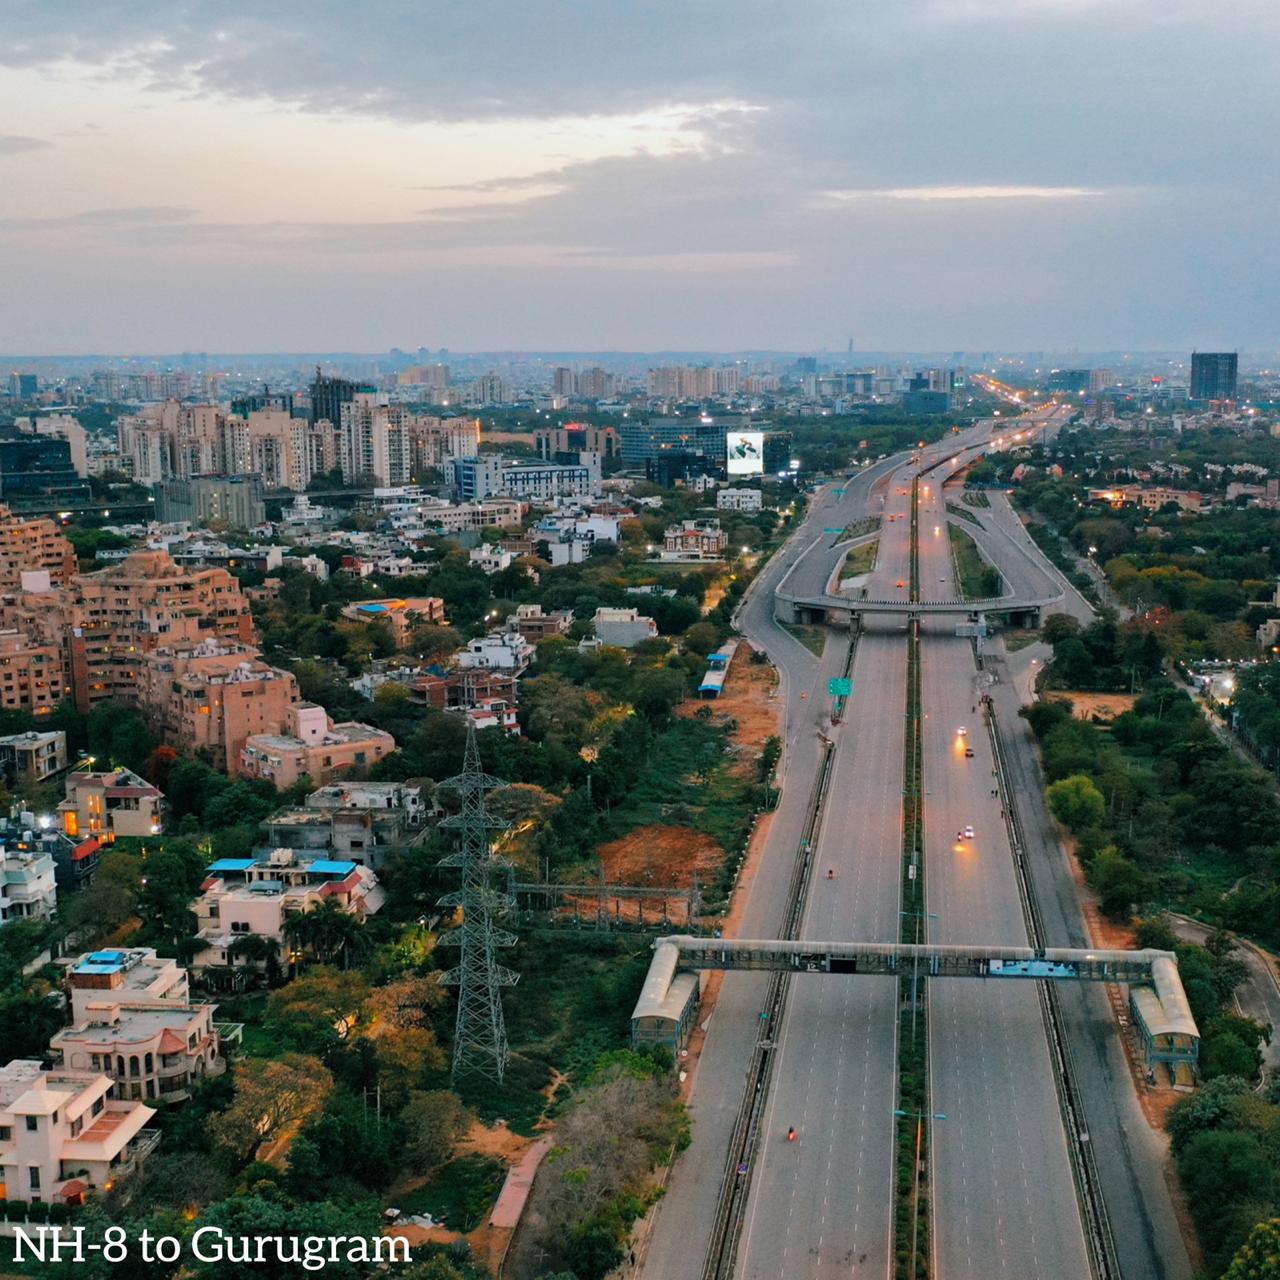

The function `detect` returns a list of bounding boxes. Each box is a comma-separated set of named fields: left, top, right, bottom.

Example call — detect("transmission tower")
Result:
left=437, top=722, right=518, bottom=1084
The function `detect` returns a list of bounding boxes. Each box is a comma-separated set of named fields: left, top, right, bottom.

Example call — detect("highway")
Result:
left=917, top=463, right=1092, bottom=1279
left=637, top=449, right=903, bottom=1279
left=637, top=403, right=1189, bottom=1280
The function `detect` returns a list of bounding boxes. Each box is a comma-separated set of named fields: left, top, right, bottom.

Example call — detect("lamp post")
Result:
left=895, top=1108, right=947, bottom=1278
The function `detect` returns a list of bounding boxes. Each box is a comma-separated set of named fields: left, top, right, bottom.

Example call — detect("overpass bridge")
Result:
left=631, top=935, right=1199, bottom=1072
left=775, top=586, right=1063, bottom=628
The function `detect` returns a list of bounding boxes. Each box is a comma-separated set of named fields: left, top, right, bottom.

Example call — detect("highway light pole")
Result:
left=895, top=1108, right=948, bottom=1279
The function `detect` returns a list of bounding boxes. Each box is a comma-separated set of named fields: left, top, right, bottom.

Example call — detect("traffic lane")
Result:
left=923, top=633, right=1090, bottom=1280
left=639, top=631, right=848, bottom=1279
left=919, top=508, right=1090, bottom=1280
left=984, top=650, right=1191, bottom=1280
left=739, top=625, right=907, bottom=1279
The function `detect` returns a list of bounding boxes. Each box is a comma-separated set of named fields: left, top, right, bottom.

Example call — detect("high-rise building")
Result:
left=338, top=394, right=411, bottom=486
left=6, top=373, right=37, bottom=399
left=467, top=372, right=511, bottom=405
left=577, top=367, right=615, bottom=399
left=230, top=385, right=295, bottom=417
left=1190, top=351, right=1238, bottom=401
left=310, top=369, right=374, bottom=427
left=552, top=367, right=576, bottom=396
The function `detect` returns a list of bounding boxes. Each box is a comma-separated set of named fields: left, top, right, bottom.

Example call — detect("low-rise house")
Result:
left=339, top=597, right=446, bottom=647
left=49, top=997, right=227, bottom=1104
left=457, top=631, right=534, bottom=672
left=466, top=695, right=519, bottom=733
left=662, top=518, right=728, bottom=560
left=61, top=948, right=190, bottom=1022
left=0, top=729, right=66, bottom=786
left=59, top=766, right=165, bottom=841
left=239, top=703, right=395, bottom=789
left=717, top=488, right=763, bottom=512
left=260, top=784, right=426, bottom=871
left=509, top=603, right=573, bottom=642
left=592, top=607, right=659, bottom=648
left=191, top=849, right=385, bottom=978
left=414, top=667, right=518, bottom=715
left=0, top=842, right=57, bottom=925
left=0, top=1059, right=157, bottom=1204
left=469, top=545, right=514, bottom=575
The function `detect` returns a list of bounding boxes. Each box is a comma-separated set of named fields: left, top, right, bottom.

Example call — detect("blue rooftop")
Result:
left=208, top=857, right=256, bottom=873
left=355, top=603, right=387, bottom=613
left=308, top=860, right=358, bottom=876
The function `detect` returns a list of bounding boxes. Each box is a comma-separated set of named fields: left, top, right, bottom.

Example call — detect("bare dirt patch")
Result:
left=1048, top=691, right=1137, bottom=722
left=598, top=824, right=722, bottom=887
left=677, top=644, right=780, bottom=776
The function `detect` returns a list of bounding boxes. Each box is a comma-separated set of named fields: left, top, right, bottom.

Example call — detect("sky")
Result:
left=0, top=0, right=1276, bottom=354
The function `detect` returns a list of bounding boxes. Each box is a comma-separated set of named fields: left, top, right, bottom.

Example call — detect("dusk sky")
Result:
left=0, top=1, right=1274, bottom=354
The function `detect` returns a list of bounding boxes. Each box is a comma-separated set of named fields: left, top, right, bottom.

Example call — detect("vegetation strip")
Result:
left=701, top=634, right=857, bottom=1280
left=893, top=475, right=930, bottom=1279
left=984, top=706, right=1119, bottom=1280
left=947, top=522, right=1003, bottom=600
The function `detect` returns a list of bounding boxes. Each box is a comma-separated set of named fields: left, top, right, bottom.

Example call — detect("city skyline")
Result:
left=1, top=1, right=1276, bottom=353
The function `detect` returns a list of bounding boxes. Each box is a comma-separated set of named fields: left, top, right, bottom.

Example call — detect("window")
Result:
left=70, top=1116, right=82, bottom=1138
left=28, top=1167, right=40, bottom=1191
left=0, top=1125, right=11, bottom=1141
left=25, top=1115, right=38, bottom=1132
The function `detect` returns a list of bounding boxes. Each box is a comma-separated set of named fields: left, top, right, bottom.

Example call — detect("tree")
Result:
left=265, top=968, right=370, bottom=1046
left=1168, top=1074, right=1252, bottom=1155
left=683, top=622, right=721, bottom=657
left=1087, top=846, right=1148, bottom=919
left=282, top=899, right=371, bottom=970
left=1046, top=774, right=1106, bottom=832
left=1041, top=613, right=1082, bottom=645
left=208, top=1054, right=334, bottom=1164
left=400, top=1090, right=472, bottom=1174
left=1224, top=1218, right=1280, bottom=1280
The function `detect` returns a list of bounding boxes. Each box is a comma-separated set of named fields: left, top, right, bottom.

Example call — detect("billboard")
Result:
left=726, top=431, right=764, bottom=476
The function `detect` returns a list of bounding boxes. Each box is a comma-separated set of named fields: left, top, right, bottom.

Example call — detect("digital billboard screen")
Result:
left=727, top=431, right=764, bottom=476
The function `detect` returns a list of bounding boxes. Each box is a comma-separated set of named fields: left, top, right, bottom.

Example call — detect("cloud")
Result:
left=0, top=133, right=50, bottom=154
left=823, top=185, right=1104, bottom=202
left=0, top=205, right=196, bottom=230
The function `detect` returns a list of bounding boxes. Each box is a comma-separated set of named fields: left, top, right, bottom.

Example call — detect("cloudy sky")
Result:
left=0, top=1, right=1274, bottom=353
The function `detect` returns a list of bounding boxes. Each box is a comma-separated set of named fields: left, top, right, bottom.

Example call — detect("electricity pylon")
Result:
left=436, top=722, right=518, bottom=1084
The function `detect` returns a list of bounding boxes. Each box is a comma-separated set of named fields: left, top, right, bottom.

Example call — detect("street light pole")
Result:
left=895, top=1108, right=947, bottom=1278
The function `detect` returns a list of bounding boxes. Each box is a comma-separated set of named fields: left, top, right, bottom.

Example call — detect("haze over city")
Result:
left=2, top=0, right=1277, bottom=353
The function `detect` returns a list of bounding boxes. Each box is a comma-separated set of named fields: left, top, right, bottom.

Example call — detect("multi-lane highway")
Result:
left=638, top=404, right=1184, bottom=1280
left=917, top=458, right=1092, bottom=1279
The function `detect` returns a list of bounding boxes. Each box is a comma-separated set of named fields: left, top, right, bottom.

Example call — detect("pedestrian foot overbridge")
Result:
left=631, top=936, right=1199, bottom=1071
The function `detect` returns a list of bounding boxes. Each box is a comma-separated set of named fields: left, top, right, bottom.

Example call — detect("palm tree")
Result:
left=283, top=901, right=370, bottom=971
left=226, top=932, right=284, bottom=987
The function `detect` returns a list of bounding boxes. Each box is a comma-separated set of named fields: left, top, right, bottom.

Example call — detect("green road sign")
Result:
left=828, top=678, right=853, bottom=697
left=823, top=526, right=843, bottom=534
left=834, top=487, right=847, bottom=497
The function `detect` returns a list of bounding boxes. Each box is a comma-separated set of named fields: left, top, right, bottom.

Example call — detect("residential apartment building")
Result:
left=60, top=766, right=165, bottom=842
left=260, top=782, right=426, bottom=871
left=0, top=729, right=66, bottom=786
left=0, top=505, right=77, bottom=592
left=153, top=475, right=266, bottom=527
left=239, top=702, right=395, bottom=788
left=0, top=1060, right=157, bottom=1205
left=0, top=550, right=255, bottom=714
left=339, top=394, right=412, bottom=486
left=0, top=630, right=66, bottom=713
left=138, top=639, right=299, bottom=774
left=534, top=423, right=620, bottom=460
left=191, top=849, right=385, bottom=975
left=0, top=845, right=57, bottom=925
